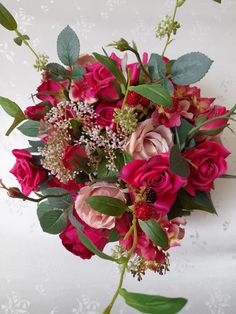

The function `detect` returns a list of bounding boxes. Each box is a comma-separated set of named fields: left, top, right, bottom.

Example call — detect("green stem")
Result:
left=128, top=47, right=152, bottom=81
left=103, top=217, right=137, bottom=314
left=174, top=127, right=181, bottom=149
left=15, top=29, right=39, bottom=59
left=161, top=0, right=179, bottom=57
left=21, top=193, right=70, bottom=203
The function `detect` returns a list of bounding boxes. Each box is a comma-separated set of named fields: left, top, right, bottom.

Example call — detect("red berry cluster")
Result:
left=126, top=91, right=150, bottom=107
left=134, top=201, right=153, bottom=221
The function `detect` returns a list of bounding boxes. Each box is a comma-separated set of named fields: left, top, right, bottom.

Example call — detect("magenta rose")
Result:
left=95, top=101, right=120, bottom=128
left=60, top=210, right=108, bottom=259
left=120, top=154, right=187, bottom=214
left=62, top=144, right=88, bottom=171
left=37, top=80, right=66, bottom=106
left=183, top=141, right=230, bottom=196
left=24, top=103, right=50, bottom=120
left=10, top=149, right=47, bottom=196
left=84, top=54, right=120, bottom=101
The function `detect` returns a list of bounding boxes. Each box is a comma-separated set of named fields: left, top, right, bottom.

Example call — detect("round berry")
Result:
left=126, top=91, right=140, bottom=106
left=134, top=201, right=153, bottom=221
left=139, top=95, right=150, bottom=107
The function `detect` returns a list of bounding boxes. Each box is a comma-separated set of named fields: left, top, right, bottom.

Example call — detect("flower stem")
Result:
left=103, top=216, right=137, bottom=314
left=161, top=0, right=179, bottom=57
left=15, top=29, right=39, bottom=59
left=128, top=47, right=152, bottom=81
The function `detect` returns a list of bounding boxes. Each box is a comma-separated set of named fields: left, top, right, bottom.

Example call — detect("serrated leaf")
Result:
left=57, top=25, right=80, bottom=66
left=119, top=288, right=187, bottom=314
left=148, top=53, right=166, bottom=81
left=46, top=63, right=68, bottom=81
left=139, top=219, right=168, bottom=248
left=86, top=196, right=128, bottom=216
left=129, top=83, right=172, bottom=109
left=171, top=52, right=213, bottom=85
left=39, top=209, right=67, bottom=234
left=93, top=52, right=126, bottom=88
left=0, top=3, right=17, bottom=31
left=170, top=145, right=190, bottom=178
left=179, top=189, right=217, bottom=214
left=17, top=120, right=40, bottom=137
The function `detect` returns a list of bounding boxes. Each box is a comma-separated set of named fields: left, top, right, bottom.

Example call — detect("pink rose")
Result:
left=69, top=79, right=97, bottom=104
left=24, top=103, right=51, bottom=121
left=60, top=210, right=108, bottom=259
left=199, top=105, right=229, bottom=132
left=75, top=182, right=126, bottom=229
left=10, top=149, right=47, bottom=196
left=126, top=119, right=173, bottom=160
left=158, top=215, right=185, bottom=248
left=62, top=144, right=88, bottom=171
left=120, top=154, right=187, bottom=214
left=183, top=141, right=230, bottom=196
left=95, top=101, right=120, bottom=128
left=37, top=80, right=66, bottom=106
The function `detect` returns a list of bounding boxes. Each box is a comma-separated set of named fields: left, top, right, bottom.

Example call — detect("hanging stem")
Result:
left=103, top=216, right=137, bottom=314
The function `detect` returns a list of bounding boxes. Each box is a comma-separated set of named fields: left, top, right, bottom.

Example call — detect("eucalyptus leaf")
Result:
left=148, top=53, right=166, bottom=81
left=71, top=65, right=86, bottom=80
left=170, top=145, right=190, bottom=178
left=86, top=196, right=128, bottom=216
left=0, top=3, right=17, bottom=31
left=119, top=288, right=187, bottom=314
left=171, top=52, right=213, bottom=85
left=129, top=83, right=172, bottom=109
left=46, top=63, right=68, bottom=81
left=39, top=209, right=67, bottom=234
left=139, top=219, right=168, bottom=248
left=17, top=120, right=40, bottom=137
left=57, top=25, right=80, bottom=66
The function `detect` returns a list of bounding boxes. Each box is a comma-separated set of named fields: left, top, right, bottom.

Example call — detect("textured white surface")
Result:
left=0, top=0, right=236, bottom=313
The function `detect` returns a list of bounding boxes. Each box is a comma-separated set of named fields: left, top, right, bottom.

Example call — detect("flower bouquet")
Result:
left=0, top=0, right=235, bottom=313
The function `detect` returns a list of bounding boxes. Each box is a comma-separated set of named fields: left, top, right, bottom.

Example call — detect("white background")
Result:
left=0, top=0, right=236, bottom=313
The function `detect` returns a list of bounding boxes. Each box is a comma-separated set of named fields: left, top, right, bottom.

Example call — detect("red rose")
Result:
left=183, top=141, right=230, bottom=196
left=95, top=101, right=120, bottom=128
left=37, top=80, right=66, bottom=106
left=10, top=149, right=47, bottom=196
left=62, top=144, right=88, bottom=171
left=24, top=103, right=50, bottom=120
left=120, top=154, right=187, bottom=214
left=199, top=105, right=229, bottom=133
left=59, top=210, right=108, bottom=259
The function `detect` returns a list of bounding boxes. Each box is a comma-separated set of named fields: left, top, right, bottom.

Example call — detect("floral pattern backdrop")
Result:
left=0, top=0, right=236, bottom=313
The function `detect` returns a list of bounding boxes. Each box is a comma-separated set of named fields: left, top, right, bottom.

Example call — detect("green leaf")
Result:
left=177, top=0, right=186, bottom=7
left=171, top=52, right=213, bottom=85
left=39, top=209, right=67, bottom=234
left=70, top=119, right=81, bottom=137
left=213, top=0, right=221, bottom=3
left=37, top=201, right=52, bottom=219
left=139, top=219, right=168, bottom=248
left=0, top=97, right=27, bottom=135
left=168, top=198, right=192, bottom=220
left=170, top=145, right=190, bottom=178
left=75, top=172, right=89, bottom=184
left=93, top=52, right=126, bottom=88
left=123, top=151, right=133, bottom=164
left=17, top=120, right=40, bottom=137
left=86, top=196, right=128, bottom=216
left=28, top=140, right=45, bottom=153
left=0, top=3, right=17, bottom=31
left=68, top=208, right=117, bottom=262
left=162, top=79, right=174, bottom=94
left=71, top=65, right=86, bottom=81
left=57, top=25, right=80, bottom=66
left=176, top=118, right=195, bottom=148
left=148, top=53, right=166, bottom=81
left=109, top=228, right=121, bottom=242
left=119, top=288, right=187, bottom=314
left=46, top=63, right=68, bottom=82
left=97, top=159, right=118, bottom=182
left=129, top=83, right=172, bottom=109
left=14, top=35, right=29, bottom=46
left=0, top=96, right=24, bottom=117
left=179, top=189, right=217, bottom=214
left=199, top=124, right=227, bottom=136
left=40, top=187, right=72, bottom=209
left=77, top=228, right=117, bottom=261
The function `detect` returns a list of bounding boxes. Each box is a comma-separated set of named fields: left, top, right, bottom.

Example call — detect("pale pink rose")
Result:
left=126, top=119, right=173, bottom=160
left=75, top=182, right=126, bottom=230
left=77, top=54, right=96, bottom=66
